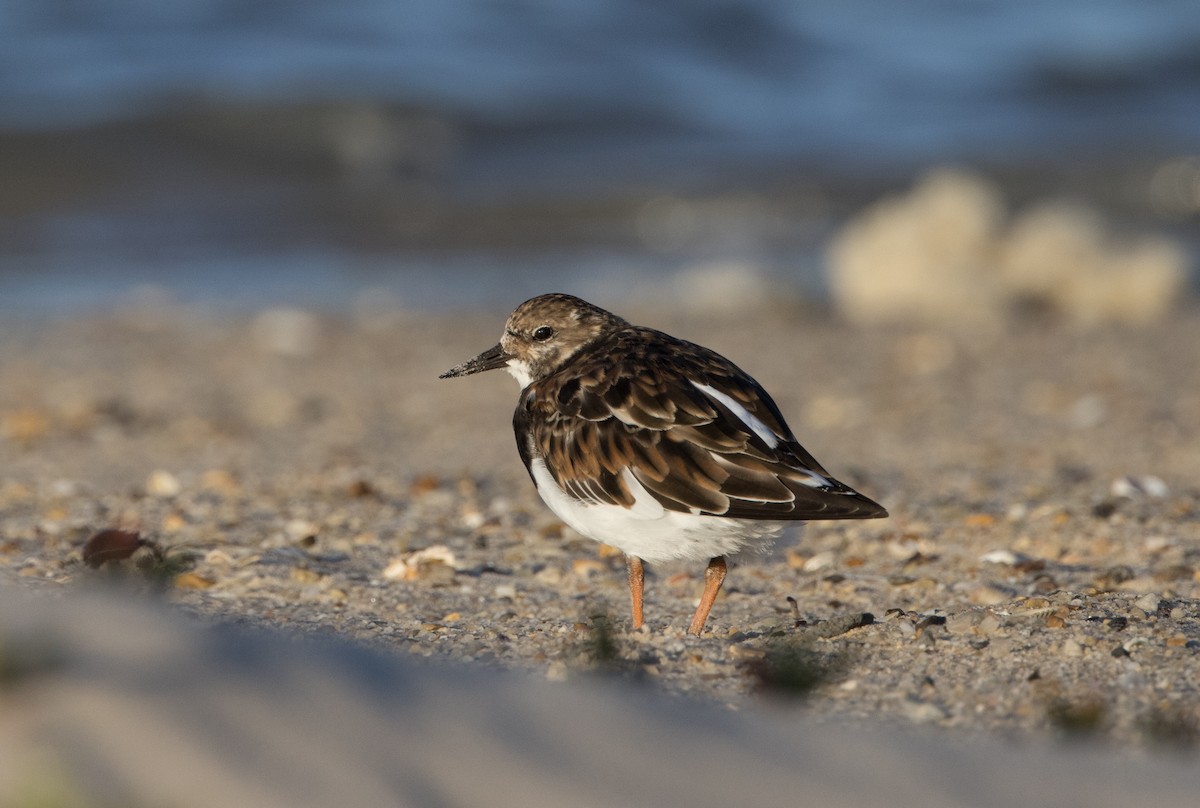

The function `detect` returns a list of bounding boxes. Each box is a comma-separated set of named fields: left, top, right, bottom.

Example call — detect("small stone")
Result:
left=1111, top=475, right=1169, bottom=499
left=1061, top=639, right=1082, bottom=657
left=980, top=549, right=1022, bottom=565
left=82, top=529, right=148, bottom=568
left=383, top=545, right=458, bottom=583
left=900, top=699, right=948, bottom=724
left=945, top=611, right=980, bottom=634
left=977, top=614, right=1002, bottom=635
left=572, top=559, right=606, bottom=578
left=1006, top=503, right=1028, bottom=521
left=205, top=549, right=238, bottom=567
left=726, top=645, right=765, bottom=662
left=145, top=469, right=182, bottom=498
left=285, top=519, right=319, bottom=543
left=1133, top=592, right=1162, bottom=614
left=290, top=567, right=322, bottom=584
left=802, top=551, right=836, bottom=572
left=174, top=572, right=216, bottom=590
left=1143, top=535, right=1174, bottom=553
left=534, top=566, right=563, bottom=585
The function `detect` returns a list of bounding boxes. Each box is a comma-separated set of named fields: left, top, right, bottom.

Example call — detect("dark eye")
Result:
left=532, top=326, right=554, bottom=341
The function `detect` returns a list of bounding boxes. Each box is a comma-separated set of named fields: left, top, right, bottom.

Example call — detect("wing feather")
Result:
left=516, top=327, right=887, bottom=521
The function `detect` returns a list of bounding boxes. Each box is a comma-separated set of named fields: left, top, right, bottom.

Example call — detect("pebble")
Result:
left=174, top=572, right=217, bottom=590
left=145, top=470, right=182, bottom=498
left=899, top=699, right=949, bottom=724
left=977, top=614, right=1002, bottom=635
left=801, top=551, right=836, bottom=572
left=944, top=611, right=980, bottom=634
left=572, top=559, right=607, bottom=578
left=383, top=546, right=458, bottom=582
left=1111, top=475, right=1169, bottom=499
left=1133, top=593, right=1162, bottom=614
left=980, top=549, right=1022, bottom=565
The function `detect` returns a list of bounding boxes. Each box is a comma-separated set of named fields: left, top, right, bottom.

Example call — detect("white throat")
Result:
left=506, top=359, right=533, bottom=388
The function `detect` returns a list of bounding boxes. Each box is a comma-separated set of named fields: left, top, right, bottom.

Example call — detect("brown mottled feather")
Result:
left=515, top=324, right=886, bottom=521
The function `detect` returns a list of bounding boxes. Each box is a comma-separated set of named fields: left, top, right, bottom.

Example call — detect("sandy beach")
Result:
left=2, top=299, right=1198, bottom=741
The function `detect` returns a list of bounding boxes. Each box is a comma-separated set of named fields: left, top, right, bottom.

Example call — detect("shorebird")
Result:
left=441, top=293, right=886, bottom=635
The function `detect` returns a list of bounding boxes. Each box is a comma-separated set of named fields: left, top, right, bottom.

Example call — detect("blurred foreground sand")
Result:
left=3, top=589, right=1200, bottom=808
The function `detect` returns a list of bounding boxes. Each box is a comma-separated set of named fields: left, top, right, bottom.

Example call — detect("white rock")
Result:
left=1000, top=202, right=1187, bottom=326
left=1133, top=593, right=1161, bottom=614
left=285, top=520, right=319, bottom=542
left=1111, top=475, right=1169, bottom=499
left=146, top=470, right=182, bottom=498
left=826, top=168, right=1187, bottom=328
left=801, top=551, right=836, bottom=572
left=383, top=545, right=458, bottom=581
left=826, top=168, right=1007, bottom=328
left=980, top=549, right=1022, bottom=566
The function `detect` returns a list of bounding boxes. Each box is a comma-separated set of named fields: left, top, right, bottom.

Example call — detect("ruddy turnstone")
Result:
left=440, top=293, right=886, bottom=635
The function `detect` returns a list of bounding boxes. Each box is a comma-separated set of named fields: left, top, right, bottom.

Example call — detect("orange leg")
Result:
left=626, top=555, right=645, bottom=629
left=687, top=555, right=727, bottom=636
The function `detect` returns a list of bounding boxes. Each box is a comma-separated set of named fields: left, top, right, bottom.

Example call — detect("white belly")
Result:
left=529, top=458, right=790, bottom=563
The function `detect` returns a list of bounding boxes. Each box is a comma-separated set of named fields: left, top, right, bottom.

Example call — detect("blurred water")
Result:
left=1, top=0, right=1198, bottom=312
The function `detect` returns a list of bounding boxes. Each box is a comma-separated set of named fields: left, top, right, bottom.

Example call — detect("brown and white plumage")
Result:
left=441, top=293, right=886, bottom=634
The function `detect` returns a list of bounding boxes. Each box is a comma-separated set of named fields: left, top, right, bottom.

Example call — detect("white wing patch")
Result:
left=798, top=470, right=835, bottom=489
left=620, top=468, right=666, bottom=519
left=690, top=381, right=780, bottom=449
left=692, top=381, right=835, bottom=490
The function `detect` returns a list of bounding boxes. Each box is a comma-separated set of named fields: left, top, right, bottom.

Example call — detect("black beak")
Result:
left=439, top=343, right=511, bottom=378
